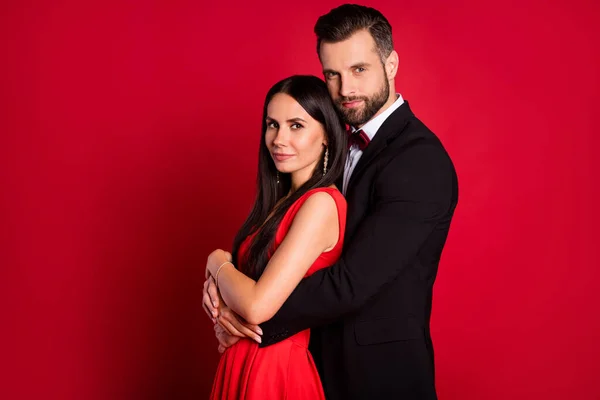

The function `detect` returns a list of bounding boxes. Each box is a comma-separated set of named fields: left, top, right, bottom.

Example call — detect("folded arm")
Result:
left=206, top=191, right=340, bottom=325
left=258, top=144, right=457, bottom=345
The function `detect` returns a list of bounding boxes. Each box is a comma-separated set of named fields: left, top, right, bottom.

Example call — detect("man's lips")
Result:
left=342, top=100, right=363, bottom=108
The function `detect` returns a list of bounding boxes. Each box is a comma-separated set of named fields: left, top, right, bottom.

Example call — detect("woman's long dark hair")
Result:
left=231, top=75, right=347, bottom=280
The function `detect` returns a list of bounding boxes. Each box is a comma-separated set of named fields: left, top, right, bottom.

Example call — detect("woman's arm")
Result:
left=206, top=191, right=340, bottom=325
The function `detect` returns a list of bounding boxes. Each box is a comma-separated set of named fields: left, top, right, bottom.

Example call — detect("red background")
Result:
left=2, top=0, right=599, bottom=399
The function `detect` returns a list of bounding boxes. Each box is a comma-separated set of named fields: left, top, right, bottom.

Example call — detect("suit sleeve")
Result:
left=258, top=141, right=457, bottom=347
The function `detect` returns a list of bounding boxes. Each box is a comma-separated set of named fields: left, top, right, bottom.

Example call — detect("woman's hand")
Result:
left=206, top=249, right=232, bottom=278
left=203, top=275, right=219, bottom=321
left=202, top=249, right=261, bottom=342
left=214, top=324, right=241, bottom=353
left=203, top=275, right=262, bottom=343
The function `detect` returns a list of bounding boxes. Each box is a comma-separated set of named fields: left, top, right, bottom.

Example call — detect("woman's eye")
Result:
left=291, top=123, right=303, bottom=129
left=267, top=121, right=278, bottom=129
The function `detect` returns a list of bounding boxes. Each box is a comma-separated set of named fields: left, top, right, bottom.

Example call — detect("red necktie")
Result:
left=347, top=129, right=370, bottom=150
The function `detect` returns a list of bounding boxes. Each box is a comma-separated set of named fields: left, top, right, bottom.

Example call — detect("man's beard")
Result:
left=335, top=77, right=390, bottom=127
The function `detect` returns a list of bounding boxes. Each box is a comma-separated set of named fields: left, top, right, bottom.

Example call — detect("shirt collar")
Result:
left=352, top=93, right=404, bottom=141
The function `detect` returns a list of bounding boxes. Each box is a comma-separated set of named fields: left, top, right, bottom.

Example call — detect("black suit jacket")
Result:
left=259, top=102, right=459, bottom=399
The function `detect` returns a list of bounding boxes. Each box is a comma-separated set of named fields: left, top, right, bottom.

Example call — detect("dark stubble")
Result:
left=334, top=71, right=390, bottom=127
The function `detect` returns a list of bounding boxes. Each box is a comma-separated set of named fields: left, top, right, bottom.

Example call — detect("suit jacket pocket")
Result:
left=354, top=317, right=422, bottom=345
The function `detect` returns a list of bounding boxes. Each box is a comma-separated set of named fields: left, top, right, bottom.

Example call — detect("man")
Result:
left=203, top=4, right=458, bottom=399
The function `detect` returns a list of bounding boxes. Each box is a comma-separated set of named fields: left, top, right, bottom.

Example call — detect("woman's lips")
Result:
left=273, top=153, right=294, bottom=162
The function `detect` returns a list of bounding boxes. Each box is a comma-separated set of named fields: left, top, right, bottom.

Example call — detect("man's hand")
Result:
left=203, top=274, right=262, bottom=343
left=217, top=303, right=262, bottom=343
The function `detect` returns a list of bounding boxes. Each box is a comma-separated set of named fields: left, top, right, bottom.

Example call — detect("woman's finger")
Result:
left=207, top=277, right=220, bottom=309
left=203, top=290, right=218, bottom=319
left=221, top=312, right=262, bottom=343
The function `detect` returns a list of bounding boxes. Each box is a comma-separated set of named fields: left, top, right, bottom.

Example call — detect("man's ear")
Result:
left=386, top=50, right=399, bottom=80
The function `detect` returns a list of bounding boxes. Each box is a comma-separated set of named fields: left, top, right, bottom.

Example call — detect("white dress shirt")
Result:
left=342, top=93, right=405, bottom=195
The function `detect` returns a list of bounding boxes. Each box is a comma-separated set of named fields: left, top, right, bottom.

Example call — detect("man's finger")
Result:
left=220, top=313, right=262, bottom=343
left=236, top=322, right=262, bottom=343
left=225, top=310, right=262, bottom=336
left=244, top=322, right=263, bottom=337
left=218, top=317, right=245, bottom=338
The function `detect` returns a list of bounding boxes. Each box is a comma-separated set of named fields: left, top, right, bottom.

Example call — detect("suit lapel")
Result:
left=347, top=102, right=413, bottom=191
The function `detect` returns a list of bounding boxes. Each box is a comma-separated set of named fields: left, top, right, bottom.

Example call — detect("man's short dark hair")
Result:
left=314, top=4, right=393, bottom=61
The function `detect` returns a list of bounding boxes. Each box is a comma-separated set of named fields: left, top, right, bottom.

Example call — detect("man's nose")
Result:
left=339, top=75, right=357, bottom=98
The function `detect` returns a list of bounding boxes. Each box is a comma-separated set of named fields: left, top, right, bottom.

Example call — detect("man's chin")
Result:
left=346, top=115, right=369, bottom=127
left=340, top=110, right=367, bottom=127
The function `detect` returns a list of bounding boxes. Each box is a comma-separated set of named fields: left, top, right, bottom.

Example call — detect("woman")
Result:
left=205, top=75, right=347, bottom=399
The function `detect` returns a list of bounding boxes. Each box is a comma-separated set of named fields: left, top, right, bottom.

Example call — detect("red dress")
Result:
left=210, top=187, right=347, bottom=400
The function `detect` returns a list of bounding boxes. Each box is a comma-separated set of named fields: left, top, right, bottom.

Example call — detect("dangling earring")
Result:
left=276, top=171, right=280, bottom=184
left=323, top=147, right=329, bottom=176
